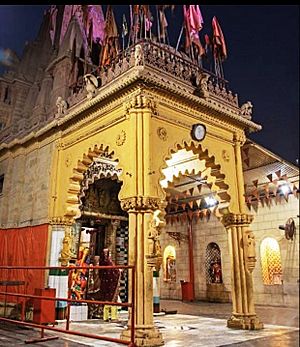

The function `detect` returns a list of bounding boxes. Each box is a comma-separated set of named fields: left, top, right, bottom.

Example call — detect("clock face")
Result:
left=191, top=124, right=206, bottom=141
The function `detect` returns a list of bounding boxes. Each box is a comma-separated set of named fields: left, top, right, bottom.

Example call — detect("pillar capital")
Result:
left=49, top=216, right=73, bottom=226
left=124, top=91, right=157, bottom=115
left=233, top=131, right=246, bottom=146
left=120, top=196, right=163, bottom=212
left=222, top=213, right=253, bottom=227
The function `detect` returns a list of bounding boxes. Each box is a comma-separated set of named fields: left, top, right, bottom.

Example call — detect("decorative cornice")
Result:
left=1, top=42, right=262, bottom=153
left=120, top=196, right=163, bottom=212
left=222, top=213, right=254, bottom=227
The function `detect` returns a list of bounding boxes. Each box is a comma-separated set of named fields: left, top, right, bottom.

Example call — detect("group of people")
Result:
left=70, top=247, right=121, bottom=319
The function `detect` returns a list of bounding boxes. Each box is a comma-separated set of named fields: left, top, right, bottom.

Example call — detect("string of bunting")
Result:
left=165, top=205, right=218, bottom=225
left=244, top=170, right=299, bottom=210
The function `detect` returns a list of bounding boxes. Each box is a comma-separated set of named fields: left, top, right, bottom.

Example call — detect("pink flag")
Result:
left=184, top=5, right=205, bottom=55
left=212, top=16, right=227, bottom=60
left=49, top=5, right=57, bottom=45
left=189, top=5, right=204, bottom=33
left=86, top=5, right=106, bottom=45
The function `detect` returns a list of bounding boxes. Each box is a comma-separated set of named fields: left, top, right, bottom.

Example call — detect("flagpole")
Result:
left=128, top=5, right=132, bottom=48
left=175, top=25, right=184, bottom=51
left=156, top=6, right=161, bottom=43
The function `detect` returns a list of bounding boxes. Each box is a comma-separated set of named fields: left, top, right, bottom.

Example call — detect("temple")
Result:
left=0, top=5, right=298, bottom=346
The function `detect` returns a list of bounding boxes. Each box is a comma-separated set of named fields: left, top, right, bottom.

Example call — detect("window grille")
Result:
left=206, top=242, right=223, bottom=284
left=260, top=237, right=282, bottom=285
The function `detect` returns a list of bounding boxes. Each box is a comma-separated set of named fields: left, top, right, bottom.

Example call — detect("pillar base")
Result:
left=121, top=325, right=164, bottom=347
left=227, top=314, right=264, bottom=330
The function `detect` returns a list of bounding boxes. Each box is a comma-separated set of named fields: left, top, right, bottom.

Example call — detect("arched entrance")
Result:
left=160, top=141, right=263, bottom=330
left=65, top=145, right=130, bottom=319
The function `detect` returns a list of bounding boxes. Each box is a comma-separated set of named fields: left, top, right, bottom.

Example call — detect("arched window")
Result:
left=260, top=237, right=282, bottom=285
left=163, top=245, right=176, bottom=282
left=206, top=242, right=223, bottom=284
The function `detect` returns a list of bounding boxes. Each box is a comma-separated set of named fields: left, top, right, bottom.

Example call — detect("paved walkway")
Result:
left=0, top=300, right=298, bottom=346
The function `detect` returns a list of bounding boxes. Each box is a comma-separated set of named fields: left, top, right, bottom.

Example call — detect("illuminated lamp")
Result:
left=204, top=196, right=218, bottom=208
left=278, top=184, right=291, bottom=195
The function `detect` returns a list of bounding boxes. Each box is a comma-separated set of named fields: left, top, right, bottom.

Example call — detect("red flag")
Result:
left=158, top=5, right=168, bottom=40
left=100, top=5, right=119, bottom=67
left=141, top=5, right=152, bottom=31
left=183, top=5, right=191, bottom=50
left=212, top=16, right=227, bottom=60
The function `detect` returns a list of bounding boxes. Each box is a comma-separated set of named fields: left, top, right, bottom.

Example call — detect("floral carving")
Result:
left=116, top=130, right=126, bottom=146
left=65, top=154, right=72, bottom=167
left=157, top=127, right=167, bottom=141
left=222, top=149, right=230, bottom=162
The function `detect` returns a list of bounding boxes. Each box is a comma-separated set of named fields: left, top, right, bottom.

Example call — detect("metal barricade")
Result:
left=0, top=265, right=136, bottom=346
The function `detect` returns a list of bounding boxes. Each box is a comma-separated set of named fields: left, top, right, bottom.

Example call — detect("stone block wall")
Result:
left=160, top=215, right=232, bottom=303
left=160, top=195, right=299, bottom=308
left=250, top=194, right=299, bottom=307
left=0, top=141, right=54, bottom=228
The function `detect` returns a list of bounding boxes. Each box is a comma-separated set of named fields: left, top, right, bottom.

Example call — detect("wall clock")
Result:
left=191, top=123, right=206, bottom=141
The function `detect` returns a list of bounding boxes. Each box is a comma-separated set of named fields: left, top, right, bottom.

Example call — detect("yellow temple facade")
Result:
left=0, top=6, right=298, bottom=346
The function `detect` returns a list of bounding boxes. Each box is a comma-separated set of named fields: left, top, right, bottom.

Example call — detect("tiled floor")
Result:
left=55, top=314, right=298, bottom=347
left=0, top=300, right=298, bottom=346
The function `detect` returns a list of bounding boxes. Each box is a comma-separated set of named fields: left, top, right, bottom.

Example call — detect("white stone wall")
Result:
left=250, top=194, right=299, bottom=307
left=0, top=142, right=54, bottom=228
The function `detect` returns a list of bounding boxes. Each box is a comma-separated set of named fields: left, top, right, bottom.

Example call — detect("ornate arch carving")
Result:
left=65, top=144, right=122, bottom=218
left=160, top=140, right=231, bottom=214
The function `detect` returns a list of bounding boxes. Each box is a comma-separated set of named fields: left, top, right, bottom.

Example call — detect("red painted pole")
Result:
left=188, top=217, right=195, bottom=300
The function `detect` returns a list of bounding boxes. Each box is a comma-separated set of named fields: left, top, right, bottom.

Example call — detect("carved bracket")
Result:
left=124, top=93, right=157, bottom=115
left=243, top=229, right=257, bottom=273
left=222, top=213, right=254, bottom=227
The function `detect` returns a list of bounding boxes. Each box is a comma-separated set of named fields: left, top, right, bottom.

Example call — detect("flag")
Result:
left=132, top=5, right=141, bottom=41
left=100, top=5, right=119, bottom=68
left=49, top=5, right=58, bottom=45
left=141, top=5, right=152, bottom=31
left=122, top=14, right=128, bottom=38
left=158, top=5, right=168, bottom=40
left=184, top=5, right=205, bottom=56
left=86, top=5, right=106, bottom=45
left=183, top=5, right=191, bottom=49
left=212, top=16, right=227, bottom=60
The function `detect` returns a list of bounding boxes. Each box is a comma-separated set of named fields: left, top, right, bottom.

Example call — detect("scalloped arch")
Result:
left=159, top=140, right=231, bottom=209
left=64, top=144, right=122, bottom=219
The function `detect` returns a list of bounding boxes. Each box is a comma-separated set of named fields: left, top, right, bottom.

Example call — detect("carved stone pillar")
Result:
left=222, top=213, right=263, bottom=330
left=50, top=217, right=74, bottom=266
left=120, top=196, right=164, bottom=347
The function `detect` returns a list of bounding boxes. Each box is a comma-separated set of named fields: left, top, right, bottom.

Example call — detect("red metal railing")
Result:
left=0, top=265, right=136, bottom=346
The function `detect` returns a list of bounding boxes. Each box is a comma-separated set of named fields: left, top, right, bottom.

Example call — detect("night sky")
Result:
left=0, top=5, right=299, bottom=165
